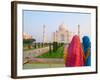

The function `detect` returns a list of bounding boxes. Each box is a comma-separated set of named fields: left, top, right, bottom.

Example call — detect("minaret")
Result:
left=67, top=31, right=69, bottom=44
left=78, top=24, right=80, bottom=37
left=43, top=24, right=46, bottom=43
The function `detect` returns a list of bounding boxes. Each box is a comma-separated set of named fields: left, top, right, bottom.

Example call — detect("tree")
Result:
left=23, top=38, right=36, bottom=49
left=53, top=42, right=58, bottom=52
left=49, top=43, right=52, bottom=53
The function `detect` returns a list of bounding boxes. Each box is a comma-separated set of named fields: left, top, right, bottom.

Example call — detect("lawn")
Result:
left=37, top=46, right=64, bottom=58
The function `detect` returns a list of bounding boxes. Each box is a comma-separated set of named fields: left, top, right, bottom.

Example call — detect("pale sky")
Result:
left=23, top=10, right=91, bottom=42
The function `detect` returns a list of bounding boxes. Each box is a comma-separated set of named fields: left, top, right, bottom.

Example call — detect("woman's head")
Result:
left=82, top=36, right=91, bottom=49
left=71, top=35, right=80, bottom=44
left=68, top=35, right=81, bottom=52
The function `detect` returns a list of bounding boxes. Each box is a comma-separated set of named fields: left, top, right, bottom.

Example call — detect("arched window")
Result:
left=61, top=34, right=64, bottom=41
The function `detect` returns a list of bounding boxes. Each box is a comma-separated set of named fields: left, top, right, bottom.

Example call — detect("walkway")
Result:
left=24, top=47, right=49, bottom=59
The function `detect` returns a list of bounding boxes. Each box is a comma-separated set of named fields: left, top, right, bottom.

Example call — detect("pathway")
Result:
left=24, top=47, right=49, bottom=60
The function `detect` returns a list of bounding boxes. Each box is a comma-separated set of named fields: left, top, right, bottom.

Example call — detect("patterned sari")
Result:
left=65, top=35, right=85, bottom=67
left=82, top=36, right=91, bottom=66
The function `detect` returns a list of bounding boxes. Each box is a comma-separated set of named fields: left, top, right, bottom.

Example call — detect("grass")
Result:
left=37, top=46, right=64, bottom=58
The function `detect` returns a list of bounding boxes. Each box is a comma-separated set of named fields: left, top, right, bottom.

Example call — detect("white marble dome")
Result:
left=59, top=23, right=67, bottom=31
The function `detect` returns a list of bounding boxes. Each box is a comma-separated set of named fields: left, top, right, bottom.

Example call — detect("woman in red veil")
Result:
left=64, top=35, right=85, bottom=67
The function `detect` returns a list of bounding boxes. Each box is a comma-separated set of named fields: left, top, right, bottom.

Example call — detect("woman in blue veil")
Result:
left=82, top=36, right=91, bottom=66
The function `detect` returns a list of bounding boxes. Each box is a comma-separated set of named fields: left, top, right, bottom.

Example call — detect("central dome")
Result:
left=59, top=23, right=67, bottom=31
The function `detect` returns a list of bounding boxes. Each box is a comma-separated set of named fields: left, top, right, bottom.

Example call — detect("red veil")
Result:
left=65, top=35, right=84, bottom=67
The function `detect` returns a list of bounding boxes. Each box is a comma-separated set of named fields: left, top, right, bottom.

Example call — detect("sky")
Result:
left=23, top=10, right=91, bottom=42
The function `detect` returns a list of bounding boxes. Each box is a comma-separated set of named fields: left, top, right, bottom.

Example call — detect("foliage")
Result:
left=23, top=38, right=36, bottom=49
left=23, top=39, right=36, bottom=44
left=53, top=42, right=58, bottom=52
left=37, top=46, right=64, bottom=58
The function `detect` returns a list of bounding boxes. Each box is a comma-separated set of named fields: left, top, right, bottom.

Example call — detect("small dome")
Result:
left=59, top=23, right=67, bottom=31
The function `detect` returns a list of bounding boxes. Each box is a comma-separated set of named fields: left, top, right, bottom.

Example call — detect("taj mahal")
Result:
left=53, top=23, right=73, bottom=43
left=43, top=23, right=80, bottom=43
